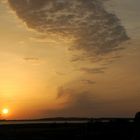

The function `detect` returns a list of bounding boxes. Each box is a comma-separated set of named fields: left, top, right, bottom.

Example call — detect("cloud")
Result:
left=48, top=88, right=98, bottom=117
left=8, top=0, right=129, bottom=60
left=24, top=57, right=39, bottom=61
left=57, top=86, right=73, bottom=99
left=80, top=67, right=106, bottom=74
left=81, top=79, right=96, bottom=84
left=45, top=84, right=140, bottom=117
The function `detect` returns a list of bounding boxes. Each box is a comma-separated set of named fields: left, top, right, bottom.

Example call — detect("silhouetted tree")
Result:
left=134, top=112, right=140, bottom=140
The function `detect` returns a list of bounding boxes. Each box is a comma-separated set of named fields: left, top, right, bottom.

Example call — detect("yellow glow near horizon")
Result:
left=2, top=108, right=9, bottom=115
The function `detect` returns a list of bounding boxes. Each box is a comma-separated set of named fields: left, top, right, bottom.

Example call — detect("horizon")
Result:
left=0, top=0, right=140, bottom=120
left=0, top=116, right=135, bottom=121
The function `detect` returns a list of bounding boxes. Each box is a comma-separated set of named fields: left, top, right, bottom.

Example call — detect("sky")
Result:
left=0, top=0, right=140, bottom=119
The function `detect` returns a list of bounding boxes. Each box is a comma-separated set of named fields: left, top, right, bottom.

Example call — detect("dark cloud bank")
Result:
left=8, top=0, right=130, bottom=116
left=8, top=0, right=129, bottom=59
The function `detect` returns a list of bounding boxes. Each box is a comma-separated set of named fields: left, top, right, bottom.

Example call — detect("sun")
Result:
left=2, top=108, right=9, bottom=115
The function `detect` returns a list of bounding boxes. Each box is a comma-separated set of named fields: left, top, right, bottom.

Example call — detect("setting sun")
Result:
left=2, top=108, right=9, bottom=115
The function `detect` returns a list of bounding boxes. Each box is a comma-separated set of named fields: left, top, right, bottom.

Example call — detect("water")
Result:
left=0, top=119, right=133, bottom=125
left=0, top=120, right=88, bottom=125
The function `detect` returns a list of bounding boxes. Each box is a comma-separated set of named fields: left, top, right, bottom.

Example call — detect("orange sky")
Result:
left=0, top=0, right=140, bottom=120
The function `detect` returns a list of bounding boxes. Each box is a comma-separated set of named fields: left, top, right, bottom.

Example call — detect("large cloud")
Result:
left=48, top=87, right=98, bottom=117
left=8, top=0, right=129, bottom=59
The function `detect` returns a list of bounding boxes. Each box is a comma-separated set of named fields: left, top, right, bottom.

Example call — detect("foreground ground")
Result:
left=0, top=121, right=135, bottom=140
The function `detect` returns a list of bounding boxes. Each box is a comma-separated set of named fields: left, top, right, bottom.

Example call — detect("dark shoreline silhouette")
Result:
left=0, top=112, right=139, bottom=140
left=0, top=117, right=134, bottom=122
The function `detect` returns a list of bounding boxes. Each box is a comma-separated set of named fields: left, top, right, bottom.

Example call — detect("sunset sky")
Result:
left=0, top=0, right=140, bottom=119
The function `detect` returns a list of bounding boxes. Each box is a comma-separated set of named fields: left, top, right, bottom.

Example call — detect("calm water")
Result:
left=0, top=120, right=88, bottom=125
left=0, top=119, right=133, bottom=125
